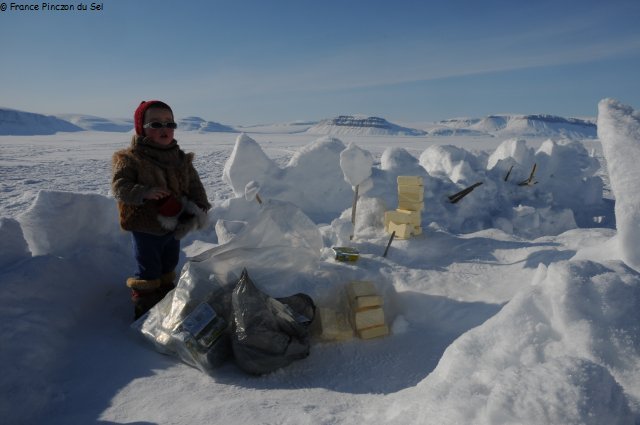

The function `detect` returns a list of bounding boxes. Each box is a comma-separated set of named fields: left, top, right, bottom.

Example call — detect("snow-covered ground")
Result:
left=1, top=99, right=639, bottom=425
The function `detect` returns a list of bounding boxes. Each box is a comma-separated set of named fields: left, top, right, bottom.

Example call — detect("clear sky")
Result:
left=1, top=0, right=639, bottom=125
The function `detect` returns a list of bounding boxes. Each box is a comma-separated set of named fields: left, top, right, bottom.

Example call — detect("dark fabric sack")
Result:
left=231, top=268, right=316, bottom=375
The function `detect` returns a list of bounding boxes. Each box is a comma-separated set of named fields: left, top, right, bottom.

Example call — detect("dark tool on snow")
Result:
left=518, top=163, right=538, bottom=186
left=383, top=231, right=396, bottom=258
left=448, top=182, right=483, bottom=204
left=504, top=165, right=514, bottom=182
left=245, top=181, right=263, bottom=204
left=350, top=184, right=359, bottom=240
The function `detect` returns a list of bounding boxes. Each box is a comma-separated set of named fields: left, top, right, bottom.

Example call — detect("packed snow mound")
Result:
left=0, top=191, right=138, bottom=425
left=597, top=98, right=640, bottom=271
left=55, top=114, right=133, bottom=132
left=0, top=218, right=30, bottom=268
left=220, top=133, right=354, bottom=223
left=17, top=190, right=128, bottom=257
left=0, top=107, right=83, bottom=135
left=384, top=260, right=640, bottom=425
left=307, top=115, right=427, bottom=136
left=177, top=116, right=237, bottom=133
left=435, top=114, right=597, bottom=139
left=217, top=133, right=607, bottom=237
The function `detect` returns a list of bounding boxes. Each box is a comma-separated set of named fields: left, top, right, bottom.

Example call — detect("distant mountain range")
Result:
left=176, top=116, right=237, bottom=133
left=0, top=108, right=240, bottom=136
left=307, top=115, right=427, bottom=136
left=0, top=107, right=597, bottom=139
left=431, top=114, right=597, bottom=139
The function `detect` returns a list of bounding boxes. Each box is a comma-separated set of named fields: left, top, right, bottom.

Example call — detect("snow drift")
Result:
left=382, top=260, right=640, bottom=425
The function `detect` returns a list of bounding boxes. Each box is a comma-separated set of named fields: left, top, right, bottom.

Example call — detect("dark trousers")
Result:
left=131, top=231, right=180, bottom=280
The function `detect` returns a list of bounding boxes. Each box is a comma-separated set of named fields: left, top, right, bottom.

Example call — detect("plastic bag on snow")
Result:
left=131, top=262, right=233, bottom=374
left=231, top=268, right=316, bottom=375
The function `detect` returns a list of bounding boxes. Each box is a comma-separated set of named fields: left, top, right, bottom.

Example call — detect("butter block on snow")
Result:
left=398, top=186, right=424, bottom=203
left=358, top=324, right=390, bottom=339
left=398, top=184, right=424, bottom=200
left=318, top=308, right=353, bottom=341
left=398, top=199, right=424, bottom=211
left=397, top=176, right=424, bottom=186
left=347, top=280, right=383, bottom=310
left=347, top=280, right=377, bottom=298
left=384, top=209, right=421, bottom=229
left=387, top=221, right=413, bottom=239
left=352, top=306, right=385, bottom=330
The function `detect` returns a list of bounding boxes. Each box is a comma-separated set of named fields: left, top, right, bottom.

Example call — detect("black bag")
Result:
left=231, top=269, right=316, bottom=375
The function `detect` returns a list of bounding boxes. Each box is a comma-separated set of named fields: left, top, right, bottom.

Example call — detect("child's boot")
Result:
left=127, top=277, right=162, bottom=320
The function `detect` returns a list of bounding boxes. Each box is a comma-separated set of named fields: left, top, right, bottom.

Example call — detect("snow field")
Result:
left=0, top=98, right=639, bottom=424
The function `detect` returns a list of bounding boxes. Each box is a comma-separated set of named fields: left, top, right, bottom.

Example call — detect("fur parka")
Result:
left=112, top=136, right=211, bottom=237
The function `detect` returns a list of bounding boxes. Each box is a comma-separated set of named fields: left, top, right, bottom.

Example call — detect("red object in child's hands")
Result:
left=158, top=195, right=182, bottom=217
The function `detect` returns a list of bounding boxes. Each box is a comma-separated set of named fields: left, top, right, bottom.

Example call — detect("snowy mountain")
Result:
left=55, top=114, right=133, bottom=132
left=308, top=115, right=428, bottom=136
left=177, top=116, right=238, bottom=133
left=1, top=107, right=598, bottom=140
left=236, top=120, right=318, bottom=134
left=0, top=107, right=83, bottom=135
left=432, top=114, right=597, bottom=139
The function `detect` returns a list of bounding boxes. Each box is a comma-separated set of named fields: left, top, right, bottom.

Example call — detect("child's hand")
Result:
left=143, top=187, right=171, bottom=200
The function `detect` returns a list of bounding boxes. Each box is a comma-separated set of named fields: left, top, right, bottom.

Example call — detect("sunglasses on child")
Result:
left=143, top=121, right=178, bottom=129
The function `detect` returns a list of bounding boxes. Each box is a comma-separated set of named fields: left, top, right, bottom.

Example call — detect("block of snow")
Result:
left=0, top=218, right=31, bottom=267
left=17, top=191, right=127, bottom=257
left=597, top=98, right=640, bottom=270
left=339, top=142, right=374, bottom=188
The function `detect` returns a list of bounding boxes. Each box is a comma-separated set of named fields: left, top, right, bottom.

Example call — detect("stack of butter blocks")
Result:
left=347, top=281, right=389, bottom=339
left=383, top=176, right=424, bottom=239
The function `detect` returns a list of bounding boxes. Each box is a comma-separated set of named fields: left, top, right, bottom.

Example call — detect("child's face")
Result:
left=143, top=108, right=175, bottom=145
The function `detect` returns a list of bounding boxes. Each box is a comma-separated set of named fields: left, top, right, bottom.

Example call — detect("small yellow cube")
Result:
left=358, top=325, right=390, bottom=339
left=387, top=221, right=413, bottom=239
left=384, top=209, right=420, bottom=229
left=352, top=307, right=385, bottom=330
left=397, top=176, right=424, bottom=186
left=318, top=308, right=353, bottom=341
left=398, top=199, right=424, bottom=211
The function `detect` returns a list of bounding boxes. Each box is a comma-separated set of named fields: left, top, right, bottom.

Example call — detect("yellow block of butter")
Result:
left=358, top=324, right=390, bottom=339
left=397, top=176, right=424, bottom=186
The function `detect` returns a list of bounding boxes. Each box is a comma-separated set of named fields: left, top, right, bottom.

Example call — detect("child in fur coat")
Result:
left=112, top=100, right=211, bottom=319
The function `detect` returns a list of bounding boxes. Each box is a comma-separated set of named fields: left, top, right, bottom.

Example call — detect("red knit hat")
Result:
left=134, top=100, right=173, bottom=136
